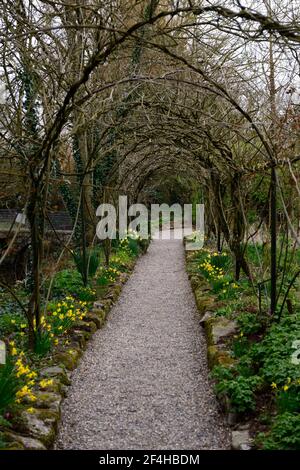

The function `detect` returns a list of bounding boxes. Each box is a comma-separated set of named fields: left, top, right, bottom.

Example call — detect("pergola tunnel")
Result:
left=1, top=0, right=300, bottom=453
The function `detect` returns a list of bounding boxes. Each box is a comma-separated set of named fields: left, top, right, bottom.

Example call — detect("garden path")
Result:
left=55, top=234, right=229, bottom=450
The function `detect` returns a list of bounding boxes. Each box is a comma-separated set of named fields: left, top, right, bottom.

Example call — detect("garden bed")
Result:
left=186, top=247, right=300, bottom=451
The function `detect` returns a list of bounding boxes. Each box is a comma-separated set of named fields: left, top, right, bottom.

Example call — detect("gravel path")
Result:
left=55, top=236, right=229, bottom=450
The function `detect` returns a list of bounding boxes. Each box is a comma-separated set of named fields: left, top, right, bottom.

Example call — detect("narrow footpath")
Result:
left=55, top=236, right=229, bottom=450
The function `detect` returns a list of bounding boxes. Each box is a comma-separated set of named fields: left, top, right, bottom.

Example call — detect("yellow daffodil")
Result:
left=39, top=379, right=53, bottom=388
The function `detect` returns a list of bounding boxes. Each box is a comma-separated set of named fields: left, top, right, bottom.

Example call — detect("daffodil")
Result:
left=39, top=379, right=53, bottom=388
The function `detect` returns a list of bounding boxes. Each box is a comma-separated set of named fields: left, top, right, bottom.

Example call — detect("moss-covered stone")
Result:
left=83, top=312, right=103, bottom=329
left=119, top=273, right=129, bottom=284
left=28, top=392, right=62, bottom=413
left=205, top=317, right=237, bottom=345
left=94, top=299, right=111, bottom=314
left=54, top=348, right=81, bottom=371
left=207, top=345, right=235, bottom=369
left=190, top=275, right=208, bottom=291
left=39, top=365, right=71, bottom=385
left=70, top=329, right=89, bottom=350
left=193, top=289, right=215, bottom=316
left=19, top=409, right=58, bottom=447
left=3, top=431, right=46, bottom=450
left=91, top=309, right=106, bottom=326
left=39, top=365, right=71, bottom=386
left=74, top=320, right=97, bottom=334
left=105, top=284, right=122, bottom=302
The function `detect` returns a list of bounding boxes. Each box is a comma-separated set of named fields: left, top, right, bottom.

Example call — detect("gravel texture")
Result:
left=55, top=236, right=230, bottom=450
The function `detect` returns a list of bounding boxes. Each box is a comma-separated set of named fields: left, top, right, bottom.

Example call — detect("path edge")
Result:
left=185, top=250, right=254, bottom=451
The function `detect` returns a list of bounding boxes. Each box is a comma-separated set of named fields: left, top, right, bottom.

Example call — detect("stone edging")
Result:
left=1, top=270, right=133, bottom=450
left=186, top=254, right=254, bottom=451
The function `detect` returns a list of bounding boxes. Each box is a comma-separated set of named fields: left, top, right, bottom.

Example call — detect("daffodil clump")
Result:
left=199, top=251, right=230, bottom=279
left=110, top=254, right=129, bottom=272
left=199, top=258, right=225, bottom=280
left=198, top=250, right=237, bottom=298
left=97, top=265, right=122, bottom=285
left=77, top=286, right=97, bottom=302
left=8, top=342, right=37, bottom=405
left=46, top=295, right=88, bottom=335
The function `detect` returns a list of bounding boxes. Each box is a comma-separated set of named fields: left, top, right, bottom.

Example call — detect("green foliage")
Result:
left=245, top=243, right=265, bottom=268
left=276, top=384, right=300, bottom=414
left=33, top=330, right=52, bottom=356
left=258, top=412, right=300, bottom=450
left=212, top=365, right=262, bottom=413
left=127, top=236, right=139, bottom=256
left=77, top=286, right=97, bottom=302
left=51, top=269, right=83, bottom=297
left=72, top=248, right=101, bottom=281
left=0, top=312, right=26, bottom=336
left=250, top=316, right=300, bottom=385
left=0, top=359, right=21, bottom=413
left=232, top=336, right=250, bottom=358
left=236, top=312, right=263, bottom=335
left=0, top=288, right=27, bottom=336
left=215, top=304, right=235, bottom=318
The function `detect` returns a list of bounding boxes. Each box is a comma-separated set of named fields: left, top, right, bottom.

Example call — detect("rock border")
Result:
left=0, top=268, right=135, bottom=450
left=186, top=252, right=254, bottom=451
